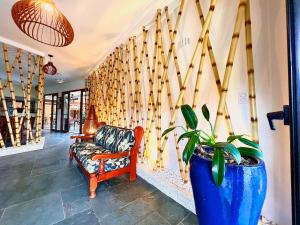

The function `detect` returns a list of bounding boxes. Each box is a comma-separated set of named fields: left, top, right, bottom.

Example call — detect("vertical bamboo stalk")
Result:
left=0, top=79, right=15, bottom=146
left=120, top=46, right=128, bottom=128
left=26, top=52, right=33, bottom=143
left=126, top=43, right=135, bottom=128
left=3, top=44, right=21, bottom=146
left=214, top=0, right=247, bottom=138
left=195, top=0, right=234, bottom=136
left=161, top=0, right=217, bottom=164
left=245, top=0, right=259, bottom=143
left=35, top=57, right=44, bottom=142
left=132, top=37, right=141, bottom=126
left=155, top=9, right=163, bottom=170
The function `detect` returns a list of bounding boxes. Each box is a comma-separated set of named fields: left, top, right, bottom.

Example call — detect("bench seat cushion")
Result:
left=70, top=142, right=130, bottom=174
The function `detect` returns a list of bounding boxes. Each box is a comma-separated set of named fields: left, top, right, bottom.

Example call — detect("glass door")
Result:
left=42, top=93, right=58, bottom=131
left=60, top=89, right=86, bottom=133
left=61, top=92, right=70, bottom=132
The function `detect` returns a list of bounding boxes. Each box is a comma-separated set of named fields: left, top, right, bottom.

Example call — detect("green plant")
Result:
left=162, top=104, right=263, bottom=186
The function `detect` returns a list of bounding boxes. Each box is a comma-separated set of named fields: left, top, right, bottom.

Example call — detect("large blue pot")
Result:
left=190, top=153, right=267, bottom=225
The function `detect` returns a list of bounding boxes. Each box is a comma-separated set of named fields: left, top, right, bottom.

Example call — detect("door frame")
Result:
left=42, top=93, right=58, bottom=131
left=286, top=0, right=300, bottom=224
left=60, top=88, right=86, bottom=133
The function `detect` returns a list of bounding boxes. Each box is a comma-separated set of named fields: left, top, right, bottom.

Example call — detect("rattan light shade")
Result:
left=11, top=0, right=74, bottom=47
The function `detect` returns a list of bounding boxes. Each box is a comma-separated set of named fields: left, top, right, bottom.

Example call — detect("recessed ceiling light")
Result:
left=57, top=79, right=64, bottom=84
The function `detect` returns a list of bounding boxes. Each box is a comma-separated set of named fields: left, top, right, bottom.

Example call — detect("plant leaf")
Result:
left=182, top=135, right=199, bottom=164
left=178, top=131, right=199, bottom=143
left=224, top=143, right=241, bottom=164
left=238, top=137, right=260, bottom=149
left=227, top=135, right=244, bottom=143
left=200, top=141, right=227, bottom=149
left=162, top=127, right=176, bottom=137
left=212, top=148, right=225, bottom=186
left=202, top=104, right=210, bottom=122
left=237, top=147, right=264, bottom=160
left=181, top=105, right=198, bottom=130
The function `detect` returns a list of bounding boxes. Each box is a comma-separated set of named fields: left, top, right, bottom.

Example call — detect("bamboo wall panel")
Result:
left=0, top=43, right=45, bottom=148
left=86, top=0, right=259, bottom=183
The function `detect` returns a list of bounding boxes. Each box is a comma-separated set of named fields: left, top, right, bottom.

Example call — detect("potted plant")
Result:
left=162, top=104, right=267, bottom=225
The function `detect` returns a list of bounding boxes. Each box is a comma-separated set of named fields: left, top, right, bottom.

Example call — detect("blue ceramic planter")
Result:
left=190, top=153, right=267, bottom=225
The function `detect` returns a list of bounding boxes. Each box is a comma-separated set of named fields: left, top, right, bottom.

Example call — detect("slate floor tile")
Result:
left=181, top=213, right=198, bottom=225
left=54, top=210, right=100, bottom=225
left=0, top=192, right=64, bottom=225
left=142, top=190, right=190, bottom=225
left=136, top=211, right=170, bottom=225
left=109, top=178, right=155, bottom=205
left=100, top=198, right=153, bottom=225
left=61, top=184, right=91, bottom=218
left=0, top=168, right=84, bottom=209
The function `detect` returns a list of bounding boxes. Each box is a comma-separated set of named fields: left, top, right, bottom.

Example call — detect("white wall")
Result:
left=44, top=79, right=85, bottom=95
left=85, top=0, right=290, bottom=223
left=123, top=0, right=291, bottom=224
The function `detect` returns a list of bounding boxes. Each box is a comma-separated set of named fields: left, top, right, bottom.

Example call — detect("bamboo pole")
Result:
left=214, top=0, right=247, bottom=138
left=0, top=78, right=15, bottom=146
left=18, top=51, right=27, bottom=134
left=146, top=0, right=185, bottom=163
left=25, top=52, right=33, bottom=143
left=137, top=31, right=148, bottom=127
left=120, top=46, right=128, bottom=128
left=155, top=9, right=164, bottom=170
left=160, top=0, right=217, bottom=160
left=195, top=0, right=234, bottom=136
left=245, top=0, right=259, bottom=143
left=159, top=23, right=185, bottom=178
left=192, top=32, right=209, bottom=110
left=143, top=18, right=159, bottom=161
left=132, top=37, right=141, bottom=126
left=126, top=41, right=135, bottom=128
left=35, top=57, right=44, bottom=142
left=2, top=44, right=21, bottom=146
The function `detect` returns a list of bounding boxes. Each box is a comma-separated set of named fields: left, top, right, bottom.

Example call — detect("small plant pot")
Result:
left=189, top=152, right=267, bottom=225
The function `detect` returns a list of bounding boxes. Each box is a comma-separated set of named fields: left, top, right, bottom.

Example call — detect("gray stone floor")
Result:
left=0, top=132, right=197, bottom=225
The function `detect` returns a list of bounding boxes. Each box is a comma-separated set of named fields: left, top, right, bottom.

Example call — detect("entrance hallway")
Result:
left=0, top=132, right=197, bottom=225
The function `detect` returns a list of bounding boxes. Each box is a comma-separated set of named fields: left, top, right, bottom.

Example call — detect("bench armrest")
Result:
left=91, top=151, right=129, bottom=160
left=70, top=134, right=95, bottom=140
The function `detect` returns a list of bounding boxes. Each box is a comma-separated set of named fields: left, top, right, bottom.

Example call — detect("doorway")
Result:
left=61, top=89, right=86, bottom=133
left=42, top=93, right=58, bottom=131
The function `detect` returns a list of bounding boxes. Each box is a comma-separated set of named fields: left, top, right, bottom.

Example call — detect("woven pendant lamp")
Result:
left=11, top=0, right=74, bottom=47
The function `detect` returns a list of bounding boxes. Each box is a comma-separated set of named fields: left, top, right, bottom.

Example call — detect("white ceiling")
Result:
left=0, top=0, right=176, bottom=85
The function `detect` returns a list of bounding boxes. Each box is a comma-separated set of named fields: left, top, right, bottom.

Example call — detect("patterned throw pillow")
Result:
left=95, top=126, right=135, bottom=153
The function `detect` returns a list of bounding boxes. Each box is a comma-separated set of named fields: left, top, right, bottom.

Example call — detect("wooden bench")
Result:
left=69, top=125, right=144, bottom=198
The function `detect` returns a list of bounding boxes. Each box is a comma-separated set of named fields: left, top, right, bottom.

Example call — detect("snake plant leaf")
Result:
left=212, top=148, right=225, bottom=186
left=181, top=105, right=198, bottom=130
left=182, top=135, right=199, bottom=164
left=224, top=143, right=241, bottom=164
left=227, top=135, right=244, bottom=143
left=202, top=104, right=210, bottom=122
left=238, top=137, right=260, bottom=150
left=237, top=147, right=264, bottom=160
left=162, top=127, right=176, bottom=137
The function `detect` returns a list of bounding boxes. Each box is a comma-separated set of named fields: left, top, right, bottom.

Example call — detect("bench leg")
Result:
left=129, top=164, right=137, bottom=181
left=69, top=148, right=73, bottom=161
left=89, top=174, right=97, bottom=198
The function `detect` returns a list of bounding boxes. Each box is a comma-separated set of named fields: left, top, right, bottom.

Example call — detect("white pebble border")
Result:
left=0, top=137, right=45, bottom=157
